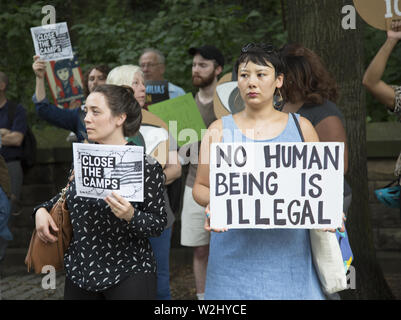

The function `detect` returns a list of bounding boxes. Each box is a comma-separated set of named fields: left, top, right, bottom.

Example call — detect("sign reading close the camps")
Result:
left=73, top=143, right=144, bottom=202
left=31, top=22, right=73, bottom=61
left=209, top=142, right=344, bottom=230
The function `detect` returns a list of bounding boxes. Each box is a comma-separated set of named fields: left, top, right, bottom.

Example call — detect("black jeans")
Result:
left=64, top=273, right=157, bottom=300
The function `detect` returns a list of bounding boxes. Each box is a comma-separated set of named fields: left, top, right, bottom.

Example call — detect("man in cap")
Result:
left=180, top=45, right=224, bottom=300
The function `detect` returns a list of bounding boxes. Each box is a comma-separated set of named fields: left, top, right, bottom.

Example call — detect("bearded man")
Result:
left=180, top=45, right=224, bottom=300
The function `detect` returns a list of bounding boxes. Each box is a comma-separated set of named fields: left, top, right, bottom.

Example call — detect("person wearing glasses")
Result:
left=139, top=48, right=185, bottom=99
left=192, top=43, right=325, bottom=299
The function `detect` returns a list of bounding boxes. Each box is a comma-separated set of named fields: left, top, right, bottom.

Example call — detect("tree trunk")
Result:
left=286, top=0, right=394, bottom=299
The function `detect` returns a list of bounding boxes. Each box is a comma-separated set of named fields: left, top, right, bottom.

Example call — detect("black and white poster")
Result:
left=210, top=142, right=344, bottom=230
left=30, top=22, right=73, bottom=61
left=73, top=143, right=144, bottom=202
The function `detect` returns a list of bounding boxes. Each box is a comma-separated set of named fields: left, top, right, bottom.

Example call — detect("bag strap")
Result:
left=383, top=179, right=400, bottom=188
left=59, top=170, right=74, bottom=201
left=291, top=113, right=305, bottom=142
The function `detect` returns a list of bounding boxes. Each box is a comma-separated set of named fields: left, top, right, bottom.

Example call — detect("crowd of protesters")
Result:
left=0, top=21, right=400, bottom=300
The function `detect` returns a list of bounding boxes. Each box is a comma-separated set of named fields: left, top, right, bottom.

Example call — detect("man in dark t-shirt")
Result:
left=0, top=72, right=27, bottom=215
left=180, top=45, right=224, bottom=300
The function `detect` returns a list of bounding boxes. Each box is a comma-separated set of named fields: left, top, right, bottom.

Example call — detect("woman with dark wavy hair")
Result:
left=280, top=43, right=349, bottom=176
left=280, top=45, right=338, bottom=105
left=34, top=84, right=166, bottom=299
left=83, top=65, right=110, bottom=98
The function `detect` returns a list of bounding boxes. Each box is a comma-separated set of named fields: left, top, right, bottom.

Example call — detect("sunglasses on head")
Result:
left=241, top=43, right=275, bottom=54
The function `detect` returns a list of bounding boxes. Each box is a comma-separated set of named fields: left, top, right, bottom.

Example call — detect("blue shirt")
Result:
left=32, top=94, right=87, bottom=142
left=168, top=82, right=185, bottom=99
left=204, top=114, right=325, bottom=300
left=0, top=101, right=27, bottom=162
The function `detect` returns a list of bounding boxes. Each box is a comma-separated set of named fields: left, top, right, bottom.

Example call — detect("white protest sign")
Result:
left=73, top=143, right=144, bottom=202
left=210, top=142, right=344, bottom=229
left=30, top=22, right=73, bottom=61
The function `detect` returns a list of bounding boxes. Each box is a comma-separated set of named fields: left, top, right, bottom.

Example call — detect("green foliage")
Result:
left=1, top=0, right=399, bottom=126
left=71, top=0, right=286, bottom=94
left=0, top=1, right=46, bottom=127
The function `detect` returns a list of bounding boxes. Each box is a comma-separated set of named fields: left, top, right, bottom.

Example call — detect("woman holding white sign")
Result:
left=106, top=64, right=181, bottom=300
left=193, top=43, right=326, bottom=299
left=34, top=84, right=167, bottom=299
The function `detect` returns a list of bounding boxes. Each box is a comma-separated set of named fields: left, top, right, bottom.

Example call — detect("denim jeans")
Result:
left=149, top=226, right=172, bottom=300
left=0, top=187, right=11, bottom=262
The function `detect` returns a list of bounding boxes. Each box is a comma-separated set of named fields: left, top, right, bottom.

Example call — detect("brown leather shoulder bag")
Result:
left=25, top=175, right=73, bottom=274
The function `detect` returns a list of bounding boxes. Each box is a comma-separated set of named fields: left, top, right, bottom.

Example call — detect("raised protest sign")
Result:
left=31, top=22, right=73, bottom=61
left=148, top=93, right=207, bottom=147
left=145, top=80, right=169, bottom=106
left=353, top=0, right=401, bottom=30
left=209, top=142, right=344, bottom=230
left=73, top=143, right=144, bottom=202
left=45, top=52, right=84, bottom=109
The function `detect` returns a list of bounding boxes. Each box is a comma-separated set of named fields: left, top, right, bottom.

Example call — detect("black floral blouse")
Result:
left=34, top=150, right=167, bottom=292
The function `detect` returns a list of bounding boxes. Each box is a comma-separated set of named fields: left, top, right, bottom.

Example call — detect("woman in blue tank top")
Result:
left=192, top=43, right=326, bottom=300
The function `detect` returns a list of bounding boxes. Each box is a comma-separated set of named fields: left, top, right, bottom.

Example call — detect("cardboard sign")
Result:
left=213, top=72, right=245, bottom=119
left=31, top=22, right=73, bottom=61
left=148, top=93, right=207, bottom=147
left=210, top=142, right=344, bottom=230
left=145, top=80, right=170, bottom=105
left=353, top=0, right=401, bottom=30
left=73, top=143, right=144, bottom=201
left=45, top=52, right=84, bottom=109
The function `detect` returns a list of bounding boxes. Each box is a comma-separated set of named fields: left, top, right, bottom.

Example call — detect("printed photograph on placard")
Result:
left=44, top=51, right=84, bottom=109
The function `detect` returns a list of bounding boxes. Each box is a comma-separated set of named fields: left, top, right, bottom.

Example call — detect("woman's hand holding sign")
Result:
left=204, top=204, right=228, bottom=233
left=323, top=212, right=346, bottom=233
left=388, top=19, right=401, bottom=38
left=105, top=192, right=135, bottom=222
left=32, top=55, right=46, bottom=79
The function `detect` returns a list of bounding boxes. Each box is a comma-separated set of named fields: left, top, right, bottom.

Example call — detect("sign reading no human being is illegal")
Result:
left=73, top=143, right=144, bottom=202
left=209, top=142, right=344, bottom=230
left=30, top=22, right=73, bottom=61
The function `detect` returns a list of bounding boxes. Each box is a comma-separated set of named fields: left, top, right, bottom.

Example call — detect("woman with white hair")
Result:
left=106, top=64, right=181, bottom=300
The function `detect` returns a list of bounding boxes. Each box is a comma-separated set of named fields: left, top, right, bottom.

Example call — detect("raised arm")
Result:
left=362, top=27, right=401, bottom=109
left=32, top=55, right=47, bottom=102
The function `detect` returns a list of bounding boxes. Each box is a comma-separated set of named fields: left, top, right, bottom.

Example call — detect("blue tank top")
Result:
left=204, top=113, right=325, bottom=300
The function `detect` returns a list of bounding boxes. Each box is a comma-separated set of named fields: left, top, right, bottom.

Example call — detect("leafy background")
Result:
left=1, top=0, right=400, bottom=127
